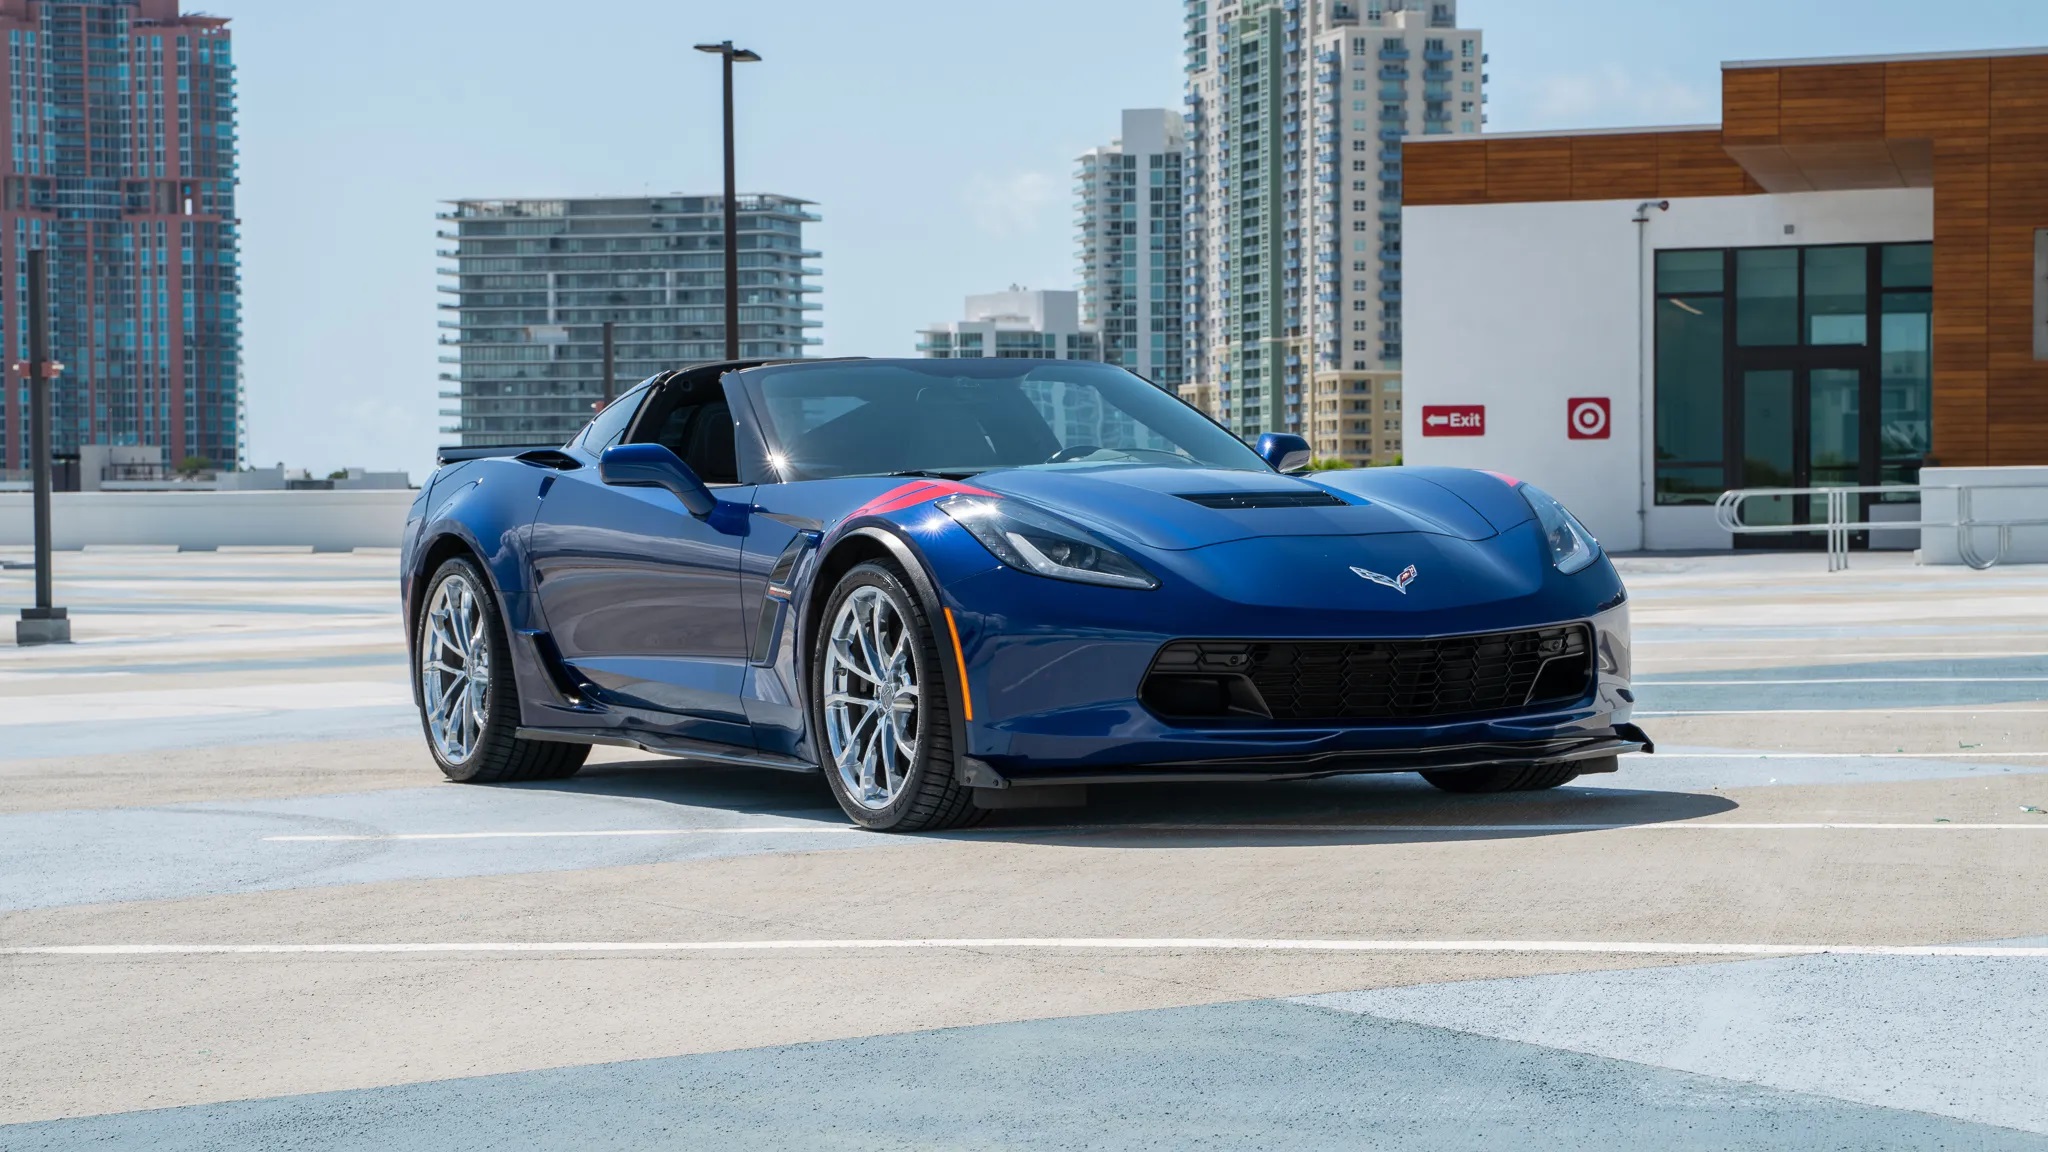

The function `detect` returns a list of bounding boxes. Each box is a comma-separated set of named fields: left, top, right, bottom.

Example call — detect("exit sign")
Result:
left=1421, top=405, right=1486, bottom=437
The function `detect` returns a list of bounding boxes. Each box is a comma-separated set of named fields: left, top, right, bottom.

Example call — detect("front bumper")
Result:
left=939, top=563, right=1639, bottom=784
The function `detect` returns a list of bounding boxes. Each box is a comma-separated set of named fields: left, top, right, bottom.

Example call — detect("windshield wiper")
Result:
left=882, top=468, right=985, bottom=480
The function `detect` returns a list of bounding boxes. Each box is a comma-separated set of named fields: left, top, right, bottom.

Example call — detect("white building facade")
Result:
left=915, top=290, right=1104, bottom=361
left=1183, top=0, right=1484, bottom=465
left=1076, top=109, right=1189, bottom=390
left=1403, top=132, right=1934, bottom=553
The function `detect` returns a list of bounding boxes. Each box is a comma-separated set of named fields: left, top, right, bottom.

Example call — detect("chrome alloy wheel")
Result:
left=420, top=573, right=491, bottom=765
left=823, top=585, right=921, bottom=810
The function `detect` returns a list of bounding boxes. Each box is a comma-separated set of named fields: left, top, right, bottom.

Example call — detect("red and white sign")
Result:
left=1567, top=397, right=1611, bottom=440
left=1421, top=405, right=1485, bottom=437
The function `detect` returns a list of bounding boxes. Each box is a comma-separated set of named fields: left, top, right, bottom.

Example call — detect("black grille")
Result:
left=1143, top=626, right=1593, bottom=723
left=1177, top=490, right=1347, bottom=509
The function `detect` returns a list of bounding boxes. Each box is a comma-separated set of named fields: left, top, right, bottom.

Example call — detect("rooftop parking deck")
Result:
left=4, top=548, right=2047, bottom=1147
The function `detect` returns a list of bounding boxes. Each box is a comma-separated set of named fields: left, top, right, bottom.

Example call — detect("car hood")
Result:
left=971, top=465, right=1499, bottom=551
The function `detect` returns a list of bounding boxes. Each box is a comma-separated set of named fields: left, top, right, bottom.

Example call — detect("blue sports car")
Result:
left=401, top=358, right=1649, bottom=831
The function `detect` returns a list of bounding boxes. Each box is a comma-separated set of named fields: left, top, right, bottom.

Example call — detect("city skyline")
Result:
left=218, top=0, right=2048, bottom=477
left=0, top=0, right=239, bottom=474
left=440, top=194, right=821, bottom=448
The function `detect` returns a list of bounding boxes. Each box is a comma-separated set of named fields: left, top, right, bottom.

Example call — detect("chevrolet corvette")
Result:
left=401, top=358, right=1649, bottom=831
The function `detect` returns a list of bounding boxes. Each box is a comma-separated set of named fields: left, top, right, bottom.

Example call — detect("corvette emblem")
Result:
left=1351, top=563, right=1418, bottom=594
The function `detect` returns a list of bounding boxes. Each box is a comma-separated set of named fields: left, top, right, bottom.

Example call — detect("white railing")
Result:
left=1713, top=484, right=2048, bottom=572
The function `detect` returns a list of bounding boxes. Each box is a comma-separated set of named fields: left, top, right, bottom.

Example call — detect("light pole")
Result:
left=693, top=39, right=760, bottom=362
left=16, top=248, right=69, bottom=646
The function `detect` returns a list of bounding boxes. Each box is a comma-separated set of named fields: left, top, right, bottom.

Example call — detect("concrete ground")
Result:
left=2, top=546, right=2047, bottom=1149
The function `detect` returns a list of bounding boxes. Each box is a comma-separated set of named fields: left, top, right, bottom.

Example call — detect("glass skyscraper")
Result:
left=0, top=0, right=240, bottom=472
left=1184, top=0, right=1483, bottom=464
left=1076, top=109, right=1187, bottom=390
left=439, top=195, right=821, bottom=448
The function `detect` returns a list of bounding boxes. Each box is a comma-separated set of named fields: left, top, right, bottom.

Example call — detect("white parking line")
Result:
left=1637, top=677, right=2048, bottom=686
left=263, top=821, right=2048, bottom=843
left=1636, top=652, right=2048, bottom=662
left=7, top=939, right=2046, bottom=958
left=1639, top=708, right=2048, bottom=716
left=265, top=827, right=855, bottom=843
left=1649, top=751, right=2048, bottom=758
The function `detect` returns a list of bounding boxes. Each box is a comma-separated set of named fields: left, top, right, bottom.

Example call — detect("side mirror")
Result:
left=1256, top=432, right=1313, bottom=474
left=599, top=443, right=717, bottom=518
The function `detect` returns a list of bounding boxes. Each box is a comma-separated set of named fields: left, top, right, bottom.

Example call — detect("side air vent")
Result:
left=1178, top=490, right=1348, bottom=510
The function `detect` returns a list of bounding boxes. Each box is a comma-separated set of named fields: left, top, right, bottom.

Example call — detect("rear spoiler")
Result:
left=436, top=444, right=565, bottom=466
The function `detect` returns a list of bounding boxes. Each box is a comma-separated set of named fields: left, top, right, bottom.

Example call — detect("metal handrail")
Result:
left=1713, top=483, right=2048, bottom=572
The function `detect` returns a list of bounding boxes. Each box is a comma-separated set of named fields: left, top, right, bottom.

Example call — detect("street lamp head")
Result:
left=693, top=41, right=761, bottom=63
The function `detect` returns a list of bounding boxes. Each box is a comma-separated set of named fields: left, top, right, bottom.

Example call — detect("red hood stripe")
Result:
left=850, top=479, right=996, bottom=520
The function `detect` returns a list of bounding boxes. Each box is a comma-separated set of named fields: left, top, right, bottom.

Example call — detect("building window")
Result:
left=1654, top=250, right=1727, bottom=506
left=1654, top=242, right=1934, bottom=506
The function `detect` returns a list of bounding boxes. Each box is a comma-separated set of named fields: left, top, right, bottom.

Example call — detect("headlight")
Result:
left=937, top=495, right=1158, bottom=589
left=1520, top=483, right=1599, bottom=575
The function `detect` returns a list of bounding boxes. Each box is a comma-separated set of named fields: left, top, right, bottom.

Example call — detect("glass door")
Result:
left=1732, top=362, right=1872, bottom=546
left=1740, top=369, right=1795, bottom=527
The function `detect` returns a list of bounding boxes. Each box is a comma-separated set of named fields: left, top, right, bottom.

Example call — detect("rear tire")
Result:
left=810, top=561, right=986, bottom=832
left=414, top=556, right=588, bottom=784
left=1420, top=759, right=1590, bottom=794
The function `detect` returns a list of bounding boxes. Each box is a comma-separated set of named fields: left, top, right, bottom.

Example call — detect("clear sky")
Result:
left=231, top=0, right=2048, bottom=479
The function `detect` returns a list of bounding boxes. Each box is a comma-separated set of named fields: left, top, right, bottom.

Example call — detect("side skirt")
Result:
left=514, top=727, right=820, bottom=775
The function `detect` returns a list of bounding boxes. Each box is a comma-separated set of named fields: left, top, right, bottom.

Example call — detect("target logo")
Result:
left=1567, top=397, right=1611, bottom=440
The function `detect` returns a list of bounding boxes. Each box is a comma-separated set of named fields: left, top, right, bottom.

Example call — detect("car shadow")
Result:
left=504, top=756, right=1740, bottom=849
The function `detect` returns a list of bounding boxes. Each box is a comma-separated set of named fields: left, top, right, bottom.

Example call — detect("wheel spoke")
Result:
left=857, top=602, right=886, bottom=682
left=832, top=637, right=879, bottom=684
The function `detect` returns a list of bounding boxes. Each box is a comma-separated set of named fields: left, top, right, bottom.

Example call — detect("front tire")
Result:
left=1420, top=759, right=1595, bottom=794
left=810, top=561, right=985, bottom=832
left=414, top=556, right=588, bottom=784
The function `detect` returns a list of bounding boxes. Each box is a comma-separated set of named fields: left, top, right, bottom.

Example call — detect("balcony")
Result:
left=1379, top=46, right=1409, bottom=60
left=1379, top=205, right=1401, bottom=220
left=1424, top=46, right=1453, bottom=62
left=1379, top=65, right=1407, bottom=81
left=1424, top=66, right=1452, bottom=82
left=1379, top=128, right=1405, bottom=142
left=1380, top=289, right=1402, bottom=303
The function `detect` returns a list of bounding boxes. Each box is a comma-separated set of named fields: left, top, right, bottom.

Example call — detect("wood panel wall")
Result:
left=1404, top=130, right=1760, bottom=206
left=1407, top=52, right=2048, bottom=467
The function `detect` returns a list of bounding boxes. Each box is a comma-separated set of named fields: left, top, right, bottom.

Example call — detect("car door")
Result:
left=528, top=372, right=756, bottom=748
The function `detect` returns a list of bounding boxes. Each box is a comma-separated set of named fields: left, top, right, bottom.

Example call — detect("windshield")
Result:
left=740, top=359, right=1270, bottom=481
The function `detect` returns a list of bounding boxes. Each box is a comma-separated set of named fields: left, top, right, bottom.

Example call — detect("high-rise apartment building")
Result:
left=0, top=0, right=240, bottom=472
left=1184, top=0, right=1483, bottom=464
left=916, top=289, right=1102, bottom=361
left=440, top=194, right=821, bottom=447
left=1076, top=109, right=1187, bottom=389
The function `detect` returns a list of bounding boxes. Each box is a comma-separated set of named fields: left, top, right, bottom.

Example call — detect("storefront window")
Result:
left=1880, top=287, right=1931, bottom=490
left=1882, top=243, right=1933, bottom=289
left=1736, top=248, right=1799, bottom=346
left=1654, top=249, right=1726, bottom=505
left=1804, top=246, right=1867, bottom=345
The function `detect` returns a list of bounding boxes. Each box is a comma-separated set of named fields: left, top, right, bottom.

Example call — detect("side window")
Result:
left=576, top=387, right=645, bottom=455
left=628, top=378, right=741, bottom=484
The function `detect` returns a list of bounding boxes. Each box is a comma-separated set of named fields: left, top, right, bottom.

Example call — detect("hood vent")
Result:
left=1178, top=490, right=1348, bottom=510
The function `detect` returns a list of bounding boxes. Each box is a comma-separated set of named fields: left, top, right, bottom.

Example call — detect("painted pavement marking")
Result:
left=257, top=821, right=2048, bottom=844
left=8, top=938, right=2048, bottom=958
